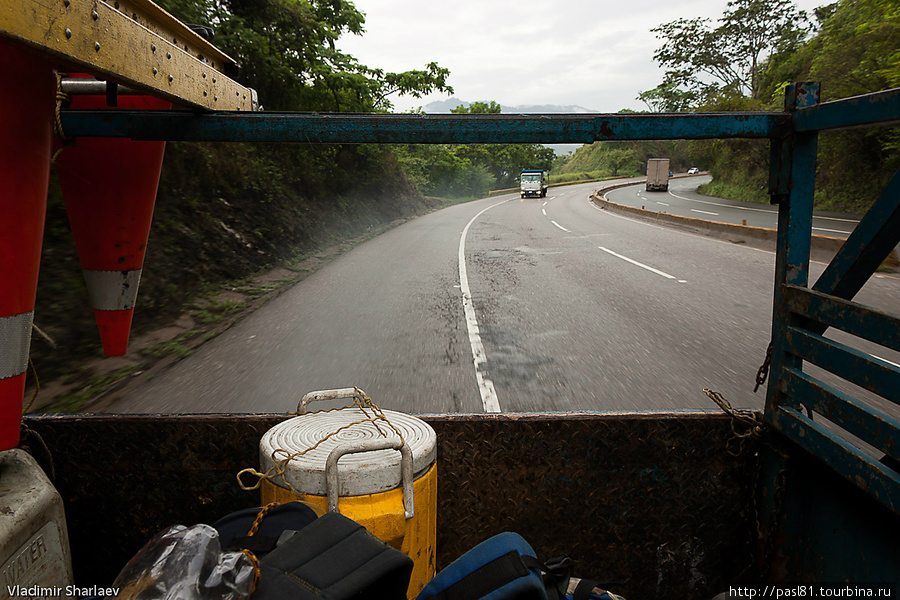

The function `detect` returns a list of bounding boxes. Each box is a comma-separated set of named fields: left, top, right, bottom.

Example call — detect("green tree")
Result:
left=450, top=101, right=502, bottom=114
left=637, top=82, right=700, bottom=113
left=156, top=0, right=452, bottom=111
left=808, top=0, right=900, bottom=99
left=640, top=0, right=809, bottom=110
left=395, top=145, right=497, bottom=198
left=449, top=102, right=554, bottom=188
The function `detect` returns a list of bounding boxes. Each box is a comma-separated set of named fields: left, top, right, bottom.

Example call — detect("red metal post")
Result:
left=0, top=43, right=56, bottom=450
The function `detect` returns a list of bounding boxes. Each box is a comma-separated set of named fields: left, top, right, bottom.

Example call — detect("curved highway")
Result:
left=108, top=178, right=900, bottom=415
left=607, top=175, right=859, bottom=237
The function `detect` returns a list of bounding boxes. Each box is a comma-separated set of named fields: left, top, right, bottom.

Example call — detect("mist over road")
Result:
left=108, top=179, right=900, bottom=415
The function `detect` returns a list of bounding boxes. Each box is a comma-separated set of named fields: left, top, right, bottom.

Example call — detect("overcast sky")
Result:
left=338, top=0, right=827, bottom=113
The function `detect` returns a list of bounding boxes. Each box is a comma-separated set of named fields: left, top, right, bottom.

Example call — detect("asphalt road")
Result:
left=607, top=175, right=860, bottom=237
left=108, top=179, right=900, bottom=415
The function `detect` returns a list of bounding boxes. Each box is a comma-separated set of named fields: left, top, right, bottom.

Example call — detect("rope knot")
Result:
left=704, top=388, right=766, bottom=456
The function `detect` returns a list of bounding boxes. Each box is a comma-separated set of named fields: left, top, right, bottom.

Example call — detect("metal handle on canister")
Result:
left=297, top=387, right=367, bottom=414
left=325, top=439, right=415, bottom=520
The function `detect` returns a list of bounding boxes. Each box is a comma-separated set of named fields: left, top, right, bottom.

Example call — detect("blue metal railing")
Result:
left=60, top=84, right=900, bottom=513
left=764, top=85, right=900, bottom=513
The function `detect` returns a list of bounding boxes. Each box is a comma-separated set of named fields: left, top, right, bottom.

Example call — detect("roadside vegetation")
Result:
left=554, top=0, right=899, bottom=214
left=396, top=102, right=554, bottom=198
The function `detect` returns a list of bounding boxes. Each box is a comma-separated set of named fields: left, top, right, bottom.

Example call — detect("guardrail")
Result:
left=589, top=181, right=900, bottom=268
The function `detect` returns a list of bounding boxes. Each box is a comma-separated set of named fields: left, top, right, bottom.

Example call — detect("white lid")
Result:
left=259, top=408, right=436, bottom=496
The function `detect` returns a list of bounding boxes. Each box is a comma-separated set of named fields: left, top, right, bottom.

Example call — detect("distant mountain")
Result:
left=423, top=97, right=597, bottom=114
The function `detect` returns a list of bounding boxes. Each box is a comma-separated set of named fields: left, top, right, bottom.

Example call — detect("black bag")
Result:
left=255, top=511, right=413, bottom=600
left=214, top=501, right=321, bottom=557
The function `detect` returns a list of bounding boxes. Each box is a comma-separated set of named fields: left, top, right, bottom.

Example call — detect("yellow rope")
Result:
left=239, top=549, right=261, bottom=595
left=247, top=502, right=280, bottom=536
left=51, top=73, right=72, bottom=163
left=237, top=389, right=405, bottom=493
left=704, top=388, right=766, bottom=455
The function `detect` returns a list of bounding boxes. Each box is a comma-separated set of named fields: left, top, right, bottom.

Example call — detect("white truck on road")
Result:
left=520, top=170, right=549, bottom=198
left=646, top=158, right=670, bottom=192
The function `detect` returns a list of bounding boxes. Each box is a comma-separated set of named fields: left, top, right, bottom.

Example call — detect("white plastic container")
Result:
left=0, top=449, right=73, bottom=600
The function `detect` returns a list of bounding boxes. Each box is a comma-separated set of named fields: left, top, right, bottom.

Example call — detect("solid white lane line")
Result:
left=873, top=355, right=900, bottom=369
left=813, top=226, right=853, bottom=235
left=598, top=246, right=685, bottom=282
left=551, top=220, right=571, bottom=232
left=691, top=209, right=719, bottom=216
left=460, top=201, right=504, bottom=413
left=814, top=215, right=859, bottom=223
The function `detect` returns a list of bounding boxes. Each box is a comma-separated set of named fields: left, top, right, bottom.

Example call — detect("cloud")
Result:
left=340, top=0, right=827, bottom=112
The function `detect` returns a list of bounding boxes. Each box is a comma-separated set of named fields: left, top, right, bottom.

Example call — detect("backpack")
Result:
left=415, top=533, right=624, bottom=600
left=216, top=502, right=413, bottom=600
left=255, top=511, right=413, bottom=600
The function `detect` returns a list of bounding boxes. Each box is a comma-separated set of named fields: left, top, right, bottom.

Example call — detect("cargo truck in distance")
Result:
left=646, top=158, right=669, bottom=191
left=520, top=169, right=549, bottom=198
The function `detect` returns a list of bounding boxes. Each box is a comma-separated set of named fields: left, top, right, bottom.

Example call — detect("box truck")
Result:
left=646, top=158, right=669, bottom=191
left=520, top=169, right=549, bottom=198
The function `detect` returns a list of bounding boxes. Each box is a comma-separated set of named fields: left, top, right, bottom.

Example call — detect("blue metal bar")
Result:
left=782, top=366, right=899, bottom=458
left=783, top=132, right=818, bottom=285
left=783, top=285, right=900, bottom=352
left=766, top=82, right=820, bottom=420
left=771, top=406, right=900, bottom=513
left=812, top=170, right=900, bottom=301
left=57, top=110, right=789, bottom=143
left=792, top=87, right=900, bottom=133
left=785, top=326, right=900, bottom=405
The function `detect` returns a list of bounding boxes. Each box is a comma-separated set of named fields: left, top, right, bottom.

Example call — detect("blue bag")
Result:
left=415, top=532, right=565, bottom=600
left=415, top=532, right=624, bottom=600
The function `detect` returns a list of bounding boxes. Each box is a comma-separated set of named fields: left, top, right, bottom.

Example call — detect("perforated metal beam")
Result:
left=58, top=111, right=789, bottom=142
left=1, top=0, right=255, bottom=111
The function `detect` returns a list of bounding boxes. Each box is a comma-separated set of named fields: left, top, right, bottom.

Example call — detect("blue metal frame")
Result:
left=58, top=111, right=787, bottom=143
left=58, top=85, right=900, bottom=513
left=766, top=84, right=900, bottom=514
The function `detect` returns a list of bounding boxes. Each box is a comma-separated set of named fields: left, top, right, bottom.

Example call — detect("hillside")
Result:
left=622, top=0, right=900, bottom=213
left=554, top=140, right=697, bottom=180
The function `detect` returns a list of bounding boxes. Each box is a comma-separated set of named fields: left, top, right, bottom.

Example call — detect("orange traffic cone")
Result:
left=0, top=44, right=56, bottom=450
left=55, top=79, right=170, bottom=356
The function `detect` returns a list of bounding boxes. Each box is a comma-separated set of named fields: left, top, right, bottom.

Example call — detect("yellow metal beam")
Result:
left=1, top=0, right=256, bottom=111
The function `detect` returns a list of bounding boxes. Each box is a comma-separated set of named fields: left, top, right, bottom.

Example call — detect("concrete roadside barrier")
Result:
left=590, top=182, right=899, bottom=270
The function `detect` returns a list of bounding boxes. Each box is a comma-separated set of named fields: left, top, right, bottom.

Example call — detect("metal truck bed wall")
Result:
left=23, top=412, right=900, bottom=598
left=24, top=412, right=759, bottom=600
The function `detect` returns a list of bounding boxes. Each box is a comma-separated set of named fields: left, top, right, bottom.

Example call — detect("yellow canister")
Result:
left=258, top=391, right=436, bottom=600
